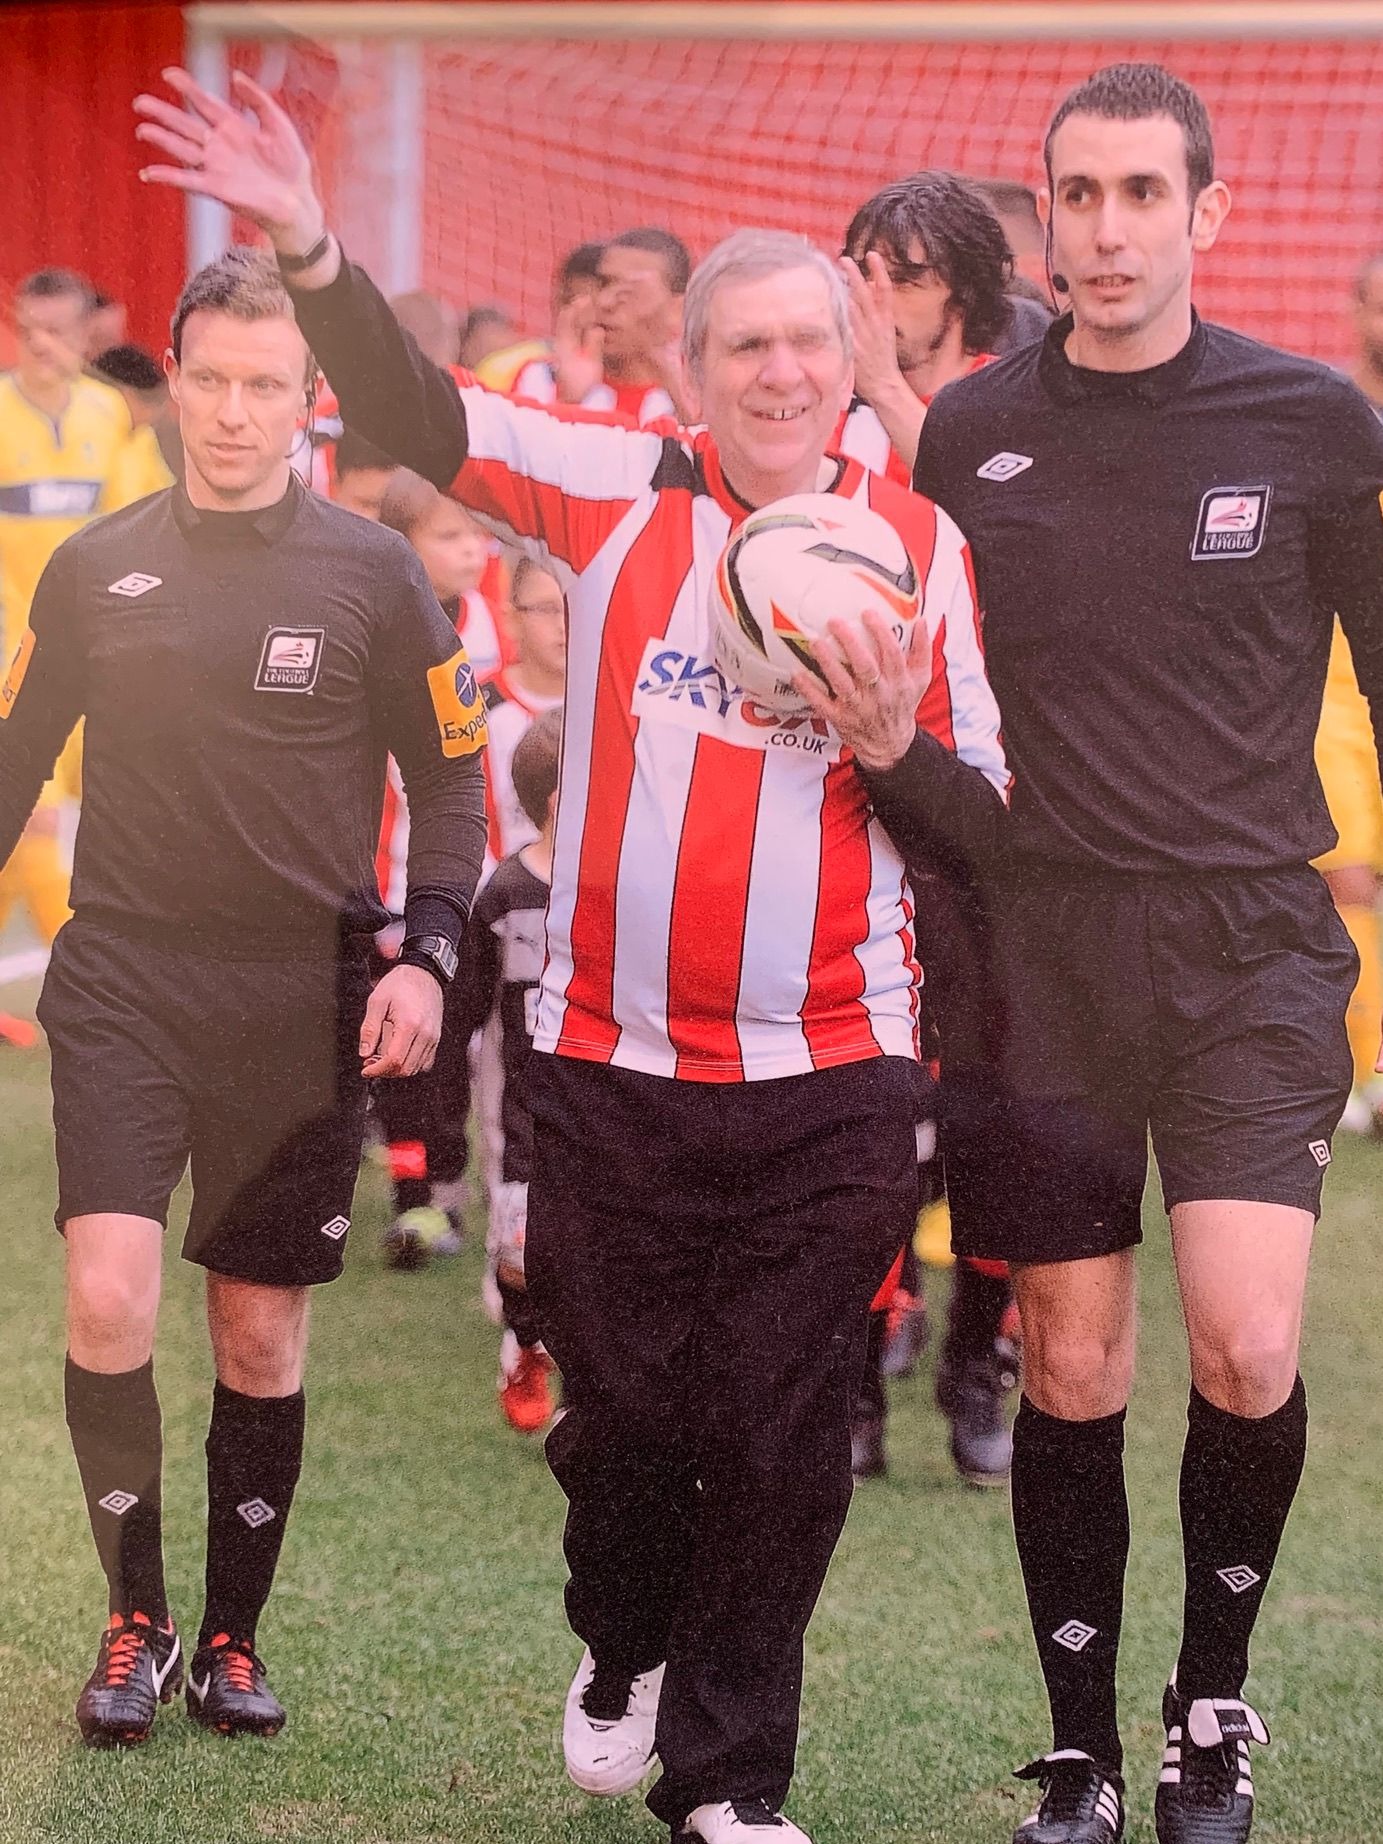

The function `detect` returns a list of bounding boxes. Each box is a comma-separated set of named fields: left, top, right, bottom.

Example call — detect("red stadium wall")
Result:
left=0, top=2, right=186, bottom=356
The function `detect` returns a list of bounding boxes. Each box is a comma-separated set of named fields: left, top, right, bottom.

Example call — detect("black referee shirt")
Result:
left=913, top=311, right=1383, bottom=875
left=0, top=475, right=488, bottom=953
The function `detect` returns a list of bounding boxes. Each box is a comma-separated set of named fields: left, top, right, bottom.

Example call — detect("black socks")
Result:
left=1176, top=1377, right=1307, bottom=1702
left=1011, top=1396, right=1130, bottom=1770
left=65, top=1356, right=168, bottom=1619
left=200, top=1381, right=306, bottom=1647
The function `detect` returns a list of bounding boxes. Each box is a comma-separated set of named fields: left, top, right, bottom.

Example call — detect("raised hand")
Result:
left=840, top=253, right=906, bottom=406
left=551, top=298, right=606, bottom=404
left=838, top=253, right=928, bottom=472
left=134, top=66, right=324, bottom=256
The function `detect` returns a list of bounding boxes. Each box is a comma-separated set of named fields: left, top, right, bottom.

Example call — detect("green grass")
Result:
left=0, top=1022, right=1380, bottom=1844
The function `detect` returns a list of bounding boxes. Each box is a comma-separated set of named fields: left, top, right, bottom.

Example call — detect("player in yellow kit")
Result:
left=1314, top=620, right=1383, bottom=1130
left=0, top=268, right=172, bottom=1026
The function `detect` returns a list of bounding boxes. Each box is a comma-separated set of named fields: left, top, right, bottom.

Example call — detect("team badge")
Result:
left=1191, top=486, right=1271, bottom=560
left=0, top=629, right=35, bottom=721
left=255, top=627, right=325, bottom=693
left=426, top=647, right=488, bottom=757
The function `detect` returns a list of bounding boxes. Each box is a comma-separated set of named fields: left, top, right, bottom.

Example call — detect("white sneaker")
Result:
left=679, top=1800, right=813, bottom=1842
left=562, top=1646, right=663, bottom=1795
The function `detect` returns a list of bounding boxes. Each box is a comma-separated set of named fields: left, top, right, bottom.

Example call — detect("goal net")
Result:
left=190, top=3, right=1383, bottom=365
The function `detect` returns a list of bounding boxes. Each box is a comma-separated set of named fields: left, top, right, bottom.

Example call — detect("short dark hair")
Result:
left=510, top=706, right=563, bottom=830
left=843, top=171, right=1014, bottom=354
left=90, top=344, right=164, bottom=395
left=558, top=242, right=605, bottom=290
left=609, top=228, right=692, bottom=297
left=1044, top=62, right=1214, bottom=201
left=334, top=427, right=396, bottom=478
left=17, top=267, right=95, bottom=312
left=170, top=246, right=307, bottom=367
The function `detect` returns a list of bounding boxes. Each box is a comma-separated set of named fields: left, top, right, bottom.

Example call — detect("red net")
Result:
left=236, top=27, right=1383, bottom=364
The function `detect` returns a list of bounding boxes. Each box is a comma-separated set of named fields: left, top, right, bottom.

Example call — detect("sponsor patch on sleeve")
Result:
left=427, top=647, right=488, bottom=757
left=0, top=629, right=35, bottom=720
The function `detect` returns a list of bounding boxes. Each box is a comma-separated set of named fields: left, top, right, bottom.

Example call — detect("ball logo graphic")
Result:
left=709, top=493, right=922, bottom=714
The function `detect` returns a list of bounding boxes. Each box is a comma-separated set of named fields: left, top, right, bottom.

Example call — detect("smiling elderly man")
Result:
left=134, top=66, right=1010, bottom=1844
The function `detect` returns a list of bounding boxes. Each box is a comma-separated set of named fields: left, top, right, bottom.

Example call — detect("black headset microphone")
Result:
left=1044, top=220, right=1070, bottom=301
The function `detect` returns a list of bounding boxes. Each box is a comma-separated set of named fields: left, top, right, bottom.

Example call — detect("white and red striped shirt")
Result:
left=448, top=385, right=1008, bottom=1083
left=512, top=360, right=675, bottom=428
left=833, top=356, right=996, bottom=484
left=481, top=667, right=564, bottom=864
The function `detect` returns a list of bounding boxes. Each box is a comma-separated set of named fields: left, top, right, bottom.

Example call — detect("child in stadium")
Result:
left=451, top=709, right=563, bottom=1431
left=371, top=468, right=508, bottom=1267
left=482, top=558, right=566, bottom=862
left=379, top=467, right=509, bottom=678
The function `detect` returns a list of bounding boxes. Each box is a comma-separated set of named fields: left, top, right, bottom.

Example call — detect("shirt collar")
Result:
left=1038, top=308, right=1207, bottom=407
left=172, top=474, right=302, bottom=546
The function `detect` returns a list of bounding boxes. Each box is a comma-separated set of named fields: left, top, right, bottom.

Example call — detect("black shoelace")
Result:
left=580, top=1661, right=635, bottom=1723
left=1035, top=1762, right=1103, bottom=1823
left=729, top=1799, right=785, bottom=1828
left=1180, top=1738, right=1239, bottom=1810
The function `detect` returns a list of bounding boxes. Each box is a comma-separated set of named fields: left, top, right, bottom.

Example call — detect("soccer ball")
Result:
left=710, top=492, right=923, bottom=713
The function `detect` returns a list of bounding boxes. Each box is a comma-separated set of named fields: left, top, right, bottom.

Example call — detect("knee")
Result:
left=67, top=1256, right=159, bottom=1355
left=1022, top=1320, right=1134, bottom=1420
left=1190, top=1327, right=1300, bottom=1418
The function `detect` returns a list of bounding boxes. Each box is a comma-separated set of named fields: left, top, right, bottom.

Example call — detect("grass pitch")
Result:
left=0, top=1027, right=1379, bottom=1844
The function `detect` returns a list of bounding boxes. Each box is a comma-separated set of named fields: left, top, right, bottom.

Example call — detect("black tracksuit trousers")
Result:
left=524, top=1050, right=920, bottom=1826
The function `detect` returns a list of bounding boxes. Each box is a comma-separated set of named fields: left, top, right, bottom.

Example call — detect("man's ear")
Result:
left=163, top=347, right=180, bottom=409
left=1192, top=179, right=1232, bottom=255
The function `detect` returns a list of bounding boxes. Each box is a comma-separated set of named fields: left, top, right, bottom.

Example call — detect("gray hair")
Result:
left=681, top=229, right=851, bottom=382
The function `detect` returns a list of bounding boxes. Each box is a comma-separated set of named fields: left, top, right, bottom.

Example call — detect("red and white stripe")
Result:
left=482, top=668, right=564, bottom=865
left=833, top=357, right=996, bottom=486
left=448, top=382, right=1008, bottom=1083
left=509, top=359, right=674, bottom=428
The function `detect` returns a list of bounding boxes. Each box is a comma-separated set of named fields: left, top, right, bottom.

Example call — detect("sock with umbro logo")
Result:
left=1012, top=1397, right=1129, bottom=1771
left=1175, top=1376, right=1306, bottom=1703
left=199, top=1380, right=305, bottom=1648
left=64, top=1355, right=168, bottom=1621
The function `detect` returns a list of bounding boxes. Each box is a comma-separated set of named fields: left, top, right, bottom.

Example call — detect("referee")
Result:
left=911, top=65, right=1383, bottom=1844
left=0, top=249, right=488, bottom=1747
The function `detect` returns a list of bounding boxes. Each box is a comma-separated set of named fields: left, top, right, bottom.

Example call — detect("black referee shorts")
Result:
left=37, top=918, right=372, bottom=1286
left=942, top=866, right=1356, bottom=1265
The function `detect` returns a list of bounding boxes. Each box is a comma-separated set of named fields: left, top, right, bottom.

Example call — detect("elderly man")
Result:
left=136, top=68, right=1008, bottom=1843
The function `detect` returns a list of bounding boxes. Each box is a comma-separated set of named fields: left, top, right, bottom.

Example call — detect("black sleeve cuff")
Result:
left=858, top=727, right=1009, bottom=885
left=401, top=888, right=470, bottom=950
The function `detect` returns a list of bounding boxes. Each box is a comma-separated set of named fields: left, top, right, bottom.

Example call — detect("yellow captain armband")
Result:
left=426, top=647, right=489, bottom=758
left=0, top=629, right=35, bottom=720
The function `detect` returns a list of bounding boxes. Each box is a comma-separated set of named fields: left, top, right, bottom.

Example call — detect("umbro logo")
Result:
left=1309, top=1139, right=1331, bottom=1168
left=237, top=1497, right=276, bottom=1529
left=1052, top=1620, right=1097, bottom=1652
left=976, top=451, right=1033, bottom=482
left=319, top=1214, right=350, bottom=1241
left=97, top=1489, right=138, bottom=1516
left=108, top=572, right=162, bottom=598
left=1216, top=1565, right=1262, bottom=1594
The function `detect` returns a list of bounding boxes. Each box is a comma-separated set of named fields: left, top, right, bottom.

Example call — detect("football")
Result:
left=710, top=493, right=923, bottom=713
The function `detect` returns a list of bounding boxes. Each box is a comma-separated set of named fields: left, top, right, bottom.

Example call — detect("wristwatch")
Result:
left=276, top=229, right=333, bottom=275
left=397, top=933, right=459, bottom=986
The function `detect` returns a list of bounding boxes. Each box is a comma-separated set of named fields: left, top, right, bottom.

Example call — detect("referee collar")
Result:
left=1039, top=308, right=1208, bottom=406
left=172, top=473, right=302, bottom=547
